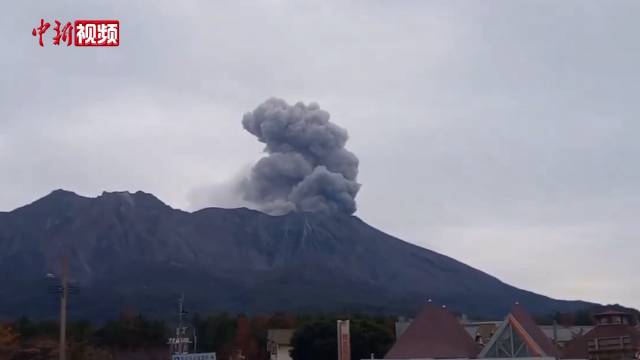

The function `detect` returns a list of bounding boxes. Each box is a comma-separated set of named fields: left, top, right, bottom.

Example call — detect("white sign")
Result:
left=168, top=337, right=192, bottom=345
left=171, top=353, right=216, bottom=360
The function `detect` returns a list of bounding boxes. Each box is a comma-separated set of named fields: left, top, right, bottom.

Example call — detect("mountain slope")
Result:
left=0, top=190, right=592, bottom=320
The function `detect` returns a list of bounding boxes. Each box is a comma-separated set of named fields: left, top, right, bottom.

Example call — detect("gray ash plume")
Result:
left=241, top=98, right=360, bottom=215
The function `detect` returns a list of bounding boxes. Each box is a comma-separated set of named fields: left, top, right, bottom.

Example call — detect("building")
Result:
left=478, top=304, right=558, bottom=359
left=539, top=325, right=593, bottom=349
left=267, top=329, right=295, bottom=360
left=386, top=301, right=585, bottom=360
left=381, top=302, right=640, bottom=360
left=395, top=317, right=413, bottom=340
left=464, top=321, right=502, bottom=346
left=397, top=313, right=589, bottom=349
left=385, top=302, right=481, bottom=359
left=562, top=310, right=640, bottom=360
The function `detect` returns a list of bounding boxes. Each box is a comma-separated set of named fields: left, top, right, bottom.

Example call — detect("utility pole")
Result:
left=178, top=294, right=184, bottom=329
left=178, top=294, right=184, bottom=354
left=59, top=257, right=69, bottom=360
left=46, top=257, right=75, bottom=360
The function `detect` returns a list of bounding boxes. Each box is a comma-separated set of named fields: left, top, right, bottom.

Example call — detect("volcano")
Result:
left=0, top=190, right=591, bottom=320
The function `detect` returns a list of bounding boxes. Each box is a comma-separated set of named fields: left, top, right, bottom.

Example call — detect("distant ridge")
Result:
left=0, top=190, right=593, bottom=320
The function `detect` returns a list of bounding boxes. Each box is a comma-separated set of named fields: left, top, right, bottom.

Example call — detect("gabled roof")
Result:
left=562, top=323, right=640, bottom=359
left=511, top=304, right=560, bottom=357
left=385, top=302, right=480, bottom=359
left=479, top=303, right=559, bottom=358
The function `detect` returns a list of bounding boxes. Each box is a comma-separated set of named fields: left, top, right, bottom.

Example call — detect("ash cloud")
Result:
left=241, top=98, right=360, bottom=215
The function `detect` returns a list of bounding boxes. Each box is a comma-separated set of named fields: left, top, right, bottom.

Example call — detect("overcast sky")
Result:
left=2, top=1, right=639, bottom=310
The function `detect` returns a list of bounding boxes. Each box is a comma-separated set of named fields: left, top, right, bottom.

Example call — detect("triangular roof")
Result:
left=479, top=303, right=559, bottom=358
left=562, top=321, right=640, bottom=359
left=385, top=302, right=480, bottom=359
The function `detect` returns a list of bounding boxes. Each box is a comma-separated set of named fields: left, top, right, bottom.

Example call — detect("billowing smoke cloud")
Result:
left=241, top=98, right=360, bottom=215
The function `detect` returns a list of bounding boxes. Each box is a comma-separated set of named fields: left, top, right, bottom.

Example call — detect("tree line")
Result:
left=0, top=313, right=395, bottom=360
left=0, top=305, right=628, bottom=360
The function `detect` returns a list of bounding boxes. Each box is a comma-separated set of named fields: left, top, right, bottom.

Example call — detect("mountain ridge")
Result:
left=0, top=190, right=594, bottom=321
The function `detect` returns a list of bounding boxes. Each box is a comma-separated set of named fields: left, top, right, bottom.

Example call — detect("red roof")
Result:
left=562, top=324, right=640, bottom=359
left=385, top=303, right=480, bottom=359
left=561, top=333, right=589, bottom=359
left=510, top=304, right=560, bottom=357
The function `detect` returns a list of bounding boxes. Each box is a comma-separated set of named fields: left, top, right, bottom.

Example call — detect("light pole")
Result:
left=46, top=257, right=71, bottom=360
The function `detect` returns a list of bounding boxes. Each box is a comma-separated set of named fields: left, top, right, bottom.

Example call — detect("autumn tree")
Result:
left=0, top=323, right=20, bottom=358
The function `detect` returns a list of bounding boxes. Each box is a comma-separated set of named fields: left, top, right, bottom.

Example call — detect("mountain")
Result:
left=0, top=190, right=592, bottom=321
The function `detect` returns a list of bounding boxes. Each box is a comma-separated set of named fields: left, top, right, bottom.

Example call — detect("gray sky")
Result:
left=2, top=0, right=639, bottom=310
